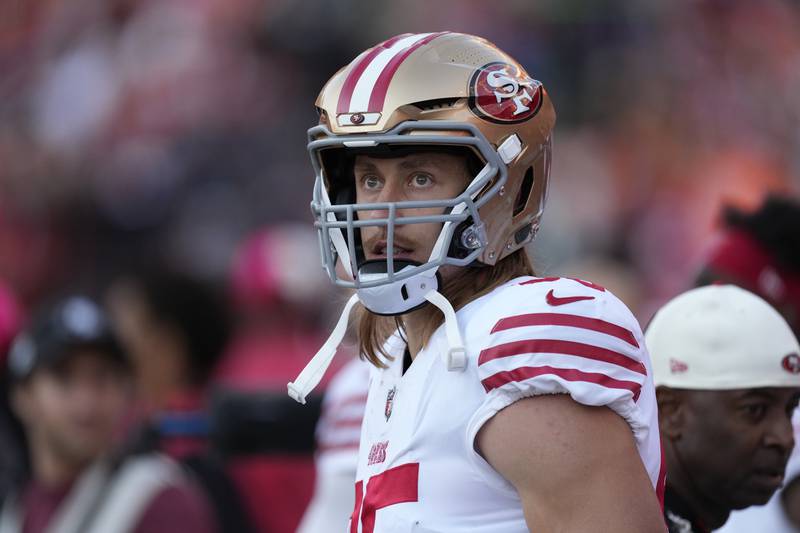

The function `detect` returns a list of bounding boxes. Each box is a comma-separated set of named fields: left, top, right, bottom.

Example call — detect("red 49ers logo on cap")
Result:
left=782, top=353, right=800, bottom=374
left=469, top=62, right=543, bottom=124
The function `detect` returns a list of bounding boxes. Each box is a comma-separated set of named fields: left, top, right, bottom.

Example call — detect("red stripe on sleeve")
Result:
left=330, top=417, right=364, bottom=430
left=519, top=277, right=560, bottom=285
left=366, top=32, right=449, bottom=113
left=570, top=278, right=607, bottom=292
left=479, top=338, right=647, bottom=375
left=491, top=312, right=640, bottom=348
left=319, top=441, right=361, bottom=454
left=481, top=365, right=642, bottom=401
left=326, top=393, right=368, bottom=414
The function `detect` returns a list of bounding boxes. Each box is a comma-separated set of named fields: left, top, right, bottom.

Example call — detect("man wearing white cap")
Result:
left=647, top=284, right=800, bottom=533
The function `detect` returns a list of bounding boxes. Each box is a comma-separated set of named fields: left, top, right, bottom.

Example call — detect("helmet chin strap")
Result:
left=287, top=292, right=360, bottom=404
left=287, top=280, right=467, bottom=405
left=287, top=285, right=466, bottom=404
left=424, top=290, right=466, bottom=371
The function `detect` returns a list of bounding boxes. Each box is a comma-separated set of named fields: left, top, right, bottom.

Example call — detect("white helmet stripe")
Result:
left=348, top=33, right=435, bottom=113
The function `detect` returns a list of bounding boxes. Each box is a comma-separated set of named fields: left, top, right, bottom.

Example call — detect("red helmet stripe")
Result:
left=366, top=31, right=450, bottom=113
left=337, top=47, right=384, bottom=114
left=336, top=33, right=412, bottom=115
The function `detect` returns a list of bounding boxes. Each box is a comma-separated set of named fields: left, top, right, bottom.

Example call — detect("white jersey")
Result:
left=350, top=276, right=665, bottom=533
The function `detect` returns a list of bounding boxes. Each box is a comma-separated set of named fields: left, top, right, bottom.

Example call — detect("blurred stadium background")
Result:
left=3, top=1, right=800, bottom=531
left=2, top=0, right=799, bottom=320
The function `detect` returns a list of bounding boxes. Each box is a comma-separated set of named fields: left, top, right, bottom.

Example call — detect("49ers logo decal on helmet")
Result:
left=469, top=62, right=543, bottom=124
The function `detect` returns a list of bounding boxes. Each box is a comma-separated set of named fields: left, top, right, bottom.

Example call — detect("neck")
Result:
left=390, top=259, right=528, bottom=362
left=29, top=437, right=89, bottom=488
left=400, top=309, right=426, bottom=360
left=664, top=440, right=731, bottom=530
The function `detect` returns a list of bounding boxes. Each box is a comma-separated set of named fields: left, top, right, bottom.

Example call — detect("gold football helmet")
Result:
left=309, top=32, right=555, bottom=307
left=289, top=32, right=556, bottom=403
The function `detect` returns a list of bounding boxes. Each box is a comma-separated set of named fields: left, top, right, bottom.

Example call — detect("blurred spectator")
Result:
left=0, top=281, right=25, bottom=502
left=2, top=1, right=800, bottom=527
left=214, top=224, right=341, bottom=533
left=1, top=295, right=213, bottom=533
left=3, top=0, right=799, bottom=333
left=694, top=196, right=800, bottom=532
left=106, top=269, right=229, bottom=416
left=296, top=356, right=370, bottom=533
left=219, top=224, right=336, bottom=390
left=0, top=282, right=24, bottom=361
left=695, top=195, right=800, bottom=336
left=647, top=285, right=800, bottom=533
left=106, top=270, right=255, bottom=533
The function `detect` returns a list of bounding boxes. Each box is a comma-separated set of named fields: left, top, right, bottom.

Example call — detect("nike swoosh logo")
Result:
left=546, top=289, right=595, bottom=306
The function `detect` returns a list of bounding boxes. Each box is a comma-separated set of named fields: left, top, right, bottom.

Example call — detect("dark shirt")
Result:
left=664, top=485, right=711, bottom=533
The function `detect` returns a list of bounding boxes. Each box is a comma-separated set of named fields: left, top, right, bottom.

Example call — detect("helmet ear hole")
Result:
left=448, top=218, right=477, bottom=260
left=512, top=167, right=534, bottom=217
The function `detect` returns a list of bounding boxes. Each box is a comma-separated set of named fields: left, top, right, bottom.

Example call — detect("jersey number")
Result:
left=350, top=463, right=419, bottom=533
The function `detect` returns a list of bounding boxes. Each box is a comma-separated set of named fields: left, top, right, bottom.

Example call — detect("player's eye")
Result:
left=361, top=175, right=382, bottom=191
left=409, top=173, right=433, bottom=188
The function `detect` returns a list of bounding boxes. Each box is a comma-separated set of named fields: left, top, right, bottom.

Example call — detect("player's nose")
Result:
left=363, top=179, right=403, bottom=219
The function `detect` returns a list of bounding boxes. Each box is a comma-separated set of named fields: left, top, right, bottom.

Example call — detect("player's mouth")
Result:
left=369, top=241, right=415, bottom=261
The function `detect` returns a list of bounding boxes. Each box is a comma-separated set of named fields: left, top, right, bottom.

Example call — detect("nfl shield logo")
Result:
left=385, top=387, right=396, bottom=421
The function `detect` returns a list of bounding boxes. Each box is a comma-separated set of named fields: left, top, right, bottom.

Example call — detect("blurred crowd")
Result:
left=2, top=0, right=800, bottom=316
left=1, top=0, right=800, bottom=532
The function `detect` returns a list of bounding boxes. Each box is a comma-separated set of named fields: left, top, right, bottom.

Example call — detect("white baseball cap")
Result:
left=647, top=285, right=800, bottom=389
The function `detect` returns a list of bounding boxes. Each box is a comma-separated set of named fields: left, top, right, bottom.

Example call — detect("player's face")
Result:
left=13, top=350, right=130, bottom=467
left=676, top=387, right=800, bottom=509
left=354, top=152, right=470, bottom=267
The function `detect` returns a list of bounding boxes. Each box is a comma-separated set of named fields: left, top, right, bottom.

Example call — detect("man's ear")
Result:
left=656, top=386, right=686, bottom=441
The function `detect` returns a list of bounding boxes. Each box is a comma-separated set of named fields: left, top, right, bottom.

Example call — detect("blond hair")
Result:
left=357, top=250, right=535, bottom=367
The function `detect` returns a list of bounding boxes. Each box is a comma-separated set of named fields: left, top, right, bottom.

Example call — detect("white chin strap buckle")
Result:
left=287, top=383, right=306, bottom=404
left=446, top=347, right=467, bottom=371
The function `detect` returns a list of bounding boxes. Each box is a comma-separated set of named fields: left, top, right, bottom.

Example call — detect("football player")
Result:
left=289, top=32, right=665, bottom=532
